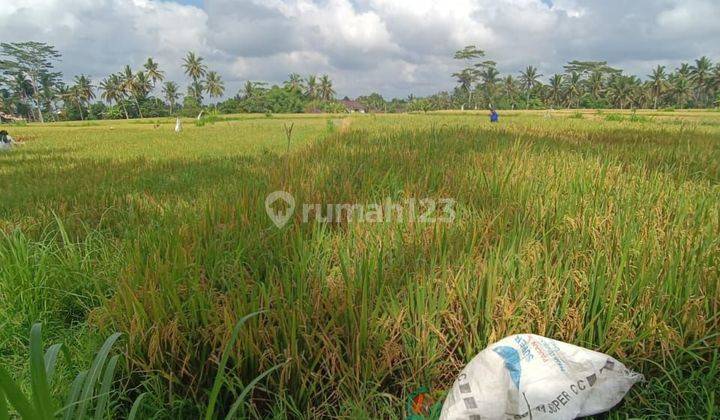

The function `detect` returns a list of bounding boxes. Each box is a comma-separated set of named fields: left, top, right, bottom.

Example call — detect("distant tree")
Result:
left=563, top=71, right=583, bottom=108
left=452, top=45, right=492, bottom=109
left=647, top=65, right=667, bottom=109
left=182, top=52, right=207, bottom=103
left=162, top=81, right=180, bottom=113
left=548, top=74, right=564, bottom=108
left=671, top=74, right=693, bottom=109
left=318, top=75, right=335, bottom=101
left=69, top=75, right=94, bottom=120
left=480, top=66, right=500, bottom=107
left=205, top=71, right=225, bottom=107
left=284, top=73, right=304, bottom=92
left=358, top=92, right=386, bottom=112
left=519, top=65, right=542, bottom=108
left=690, top=56, right=713, bottom=107
left=99, top=74, right=128, bottom=119
left=502, top=75, right=518, bottom=107
left=143, top=57, right=165, bottom=89
left=305, top=74, right=318, bottom=99
left=607, top=74, right=638, bottom=109
left=0, top=41, right=62, bottom=123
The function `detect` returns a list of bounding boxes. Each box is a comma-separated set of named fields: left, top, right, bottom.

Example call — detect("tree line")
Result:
left=1, top=42, right=719, bottom=122
left=448, top=45, right=720, bottom=111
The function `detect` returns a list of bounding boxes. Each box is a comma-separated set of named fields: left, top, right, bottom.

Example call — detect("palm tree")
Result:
left=99, top=74, right=129, bottom=119
left=712, top=65, right=720, bottom=108
left=647, top=65, right=667, bottom=109
left=690, top=56, right=713, bottom=107
left=188, top=81, right=204, bottom=103
left=242, top=81, right=255, bottom=99
left=480, top=66, right=500, bottom=107
left=72, top=75, right=94, bottom=120
left=131, top=71, right=152, bottom=119
left=586, top=70, right=605, bottom=102
left=39, top=73, right=60, bottom=122
left=607, top=74, right=636, bottom=109
left=519, top=66, right=542, bottom=108
left=503, top=75, right=517, bottom=107
left=285, top=73, right=304, bottom=92
left=671, top=74, right=693, bottom=109
left=119, top=65, right=139, bottom=117
left=318, top=75, right=335, bottom=101
left=305, top=74, right=318, bottom=99
left=452, top=67, right=479, bottom=109
left=182, top=52, right=207, bottom=102
left=548, top=74, right=564, bottom=107
left=162, top=81, right=180, bottom=113
left=204, top=71, right=224, bottom=107
left=563, top=71, right=583, bottom=108
left=143, top=57, right=165, bottom=89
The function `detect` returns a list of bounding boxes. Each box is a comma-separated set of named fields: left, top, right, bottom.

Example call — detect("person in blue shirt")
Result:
left=489, top=108, right=499, bottom=123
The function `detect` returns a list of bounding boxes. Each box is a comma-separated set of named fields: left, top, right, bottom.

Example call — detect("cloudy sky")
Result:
left=1, top=0, right=718, bottom=99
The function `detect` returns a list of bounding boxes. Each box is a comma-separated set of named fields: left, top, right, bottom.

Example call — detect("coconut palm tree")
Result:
left=39, top=72, right=60, bottom=121
left=285, top=73, right=304, bottom=92
left=586, top=70, right=605, bottom=103
left=143, top=57, right=165, bottom=89
left=182, top=52, right=207, bottom=102
left=480, top=66, right=500, bottom=107
left=452, top=67, right=479, bottom=109
left=647, top=65, right=667, bottom=109
left=132, top=71, right=152, bottom=118
left=71, top=75, right=94, bottom=120
left=502, top=75, right=518, bottom=107
left=607, top=74, right=636, bottom=109
left=162, top=81, right=180, bottom=113
left=690, top=56, right=713, bottom=107
left=318, top=75, right=335, bottom=101
left=563, top=71, right=583, bottom=108
left=305, top=74, right=318, bottom=99
left=519, top=66, right=542, bottom=108
left=119, top=65, right=140, bottom=117
left=99, top=74, right=129, bottom=119
left=671, top=74, right=693, bottom=109
left=548, top=74, right=564, bottom=108
left=242, top=81, right=255, bottom=99
left=205, top=71, right=224, bottom=107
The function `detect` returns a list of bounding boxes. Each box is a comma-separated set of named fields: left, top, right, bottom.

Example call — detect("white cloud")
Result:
left=1, top=0, right=718, bottom=99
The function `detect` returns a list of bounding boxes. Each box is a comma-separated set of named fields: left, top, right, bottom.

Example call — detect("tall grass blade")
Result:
left=43, top=344, right=63, bottom=387
left=127, top=393, right=147, bottom=420
left=76, top=332, right=121, bottom=419
left=93, top=354, right=119, bottom=420
left=0, top=388, right=9, bottom=420
left=204, top=311, right=263, bottom=420
left=60, top=371, right=87, bottom=420
left=0, top=367, right=40, bottom=420
left=225, top=362, right=286, bottom=419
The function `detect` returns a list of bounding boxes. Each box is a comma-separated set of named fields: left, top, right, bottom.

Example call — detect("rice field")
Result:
left=1, top=109, right=719, bottom=418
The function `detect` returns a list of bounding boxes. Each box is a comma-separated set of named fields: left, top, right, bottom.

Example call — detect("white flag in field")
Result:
left=175, top=117, right=182, bottom=133
left=440, top=334, right=643, bottom=420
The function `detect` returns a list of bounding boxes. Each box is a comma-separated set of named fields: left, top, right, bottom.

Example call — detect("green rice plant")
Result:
left=604, top=113, right=625, bottom=122
left=0, top=323, right=121, bottom=420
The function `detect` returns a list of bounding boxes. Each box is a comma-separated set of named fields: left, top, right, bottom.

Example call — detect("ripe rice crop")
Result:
left=1, top=111, right=718, bottom=418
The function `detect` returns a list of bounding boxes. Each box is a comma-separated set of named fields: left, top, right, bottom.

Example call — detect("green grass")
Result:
left=1, top=111, right=719, bottom=418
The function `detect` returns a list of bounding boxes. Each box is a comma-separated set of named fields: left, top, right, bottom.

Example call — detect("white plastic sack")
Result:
left=440, top=334, right=643, bottom=420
